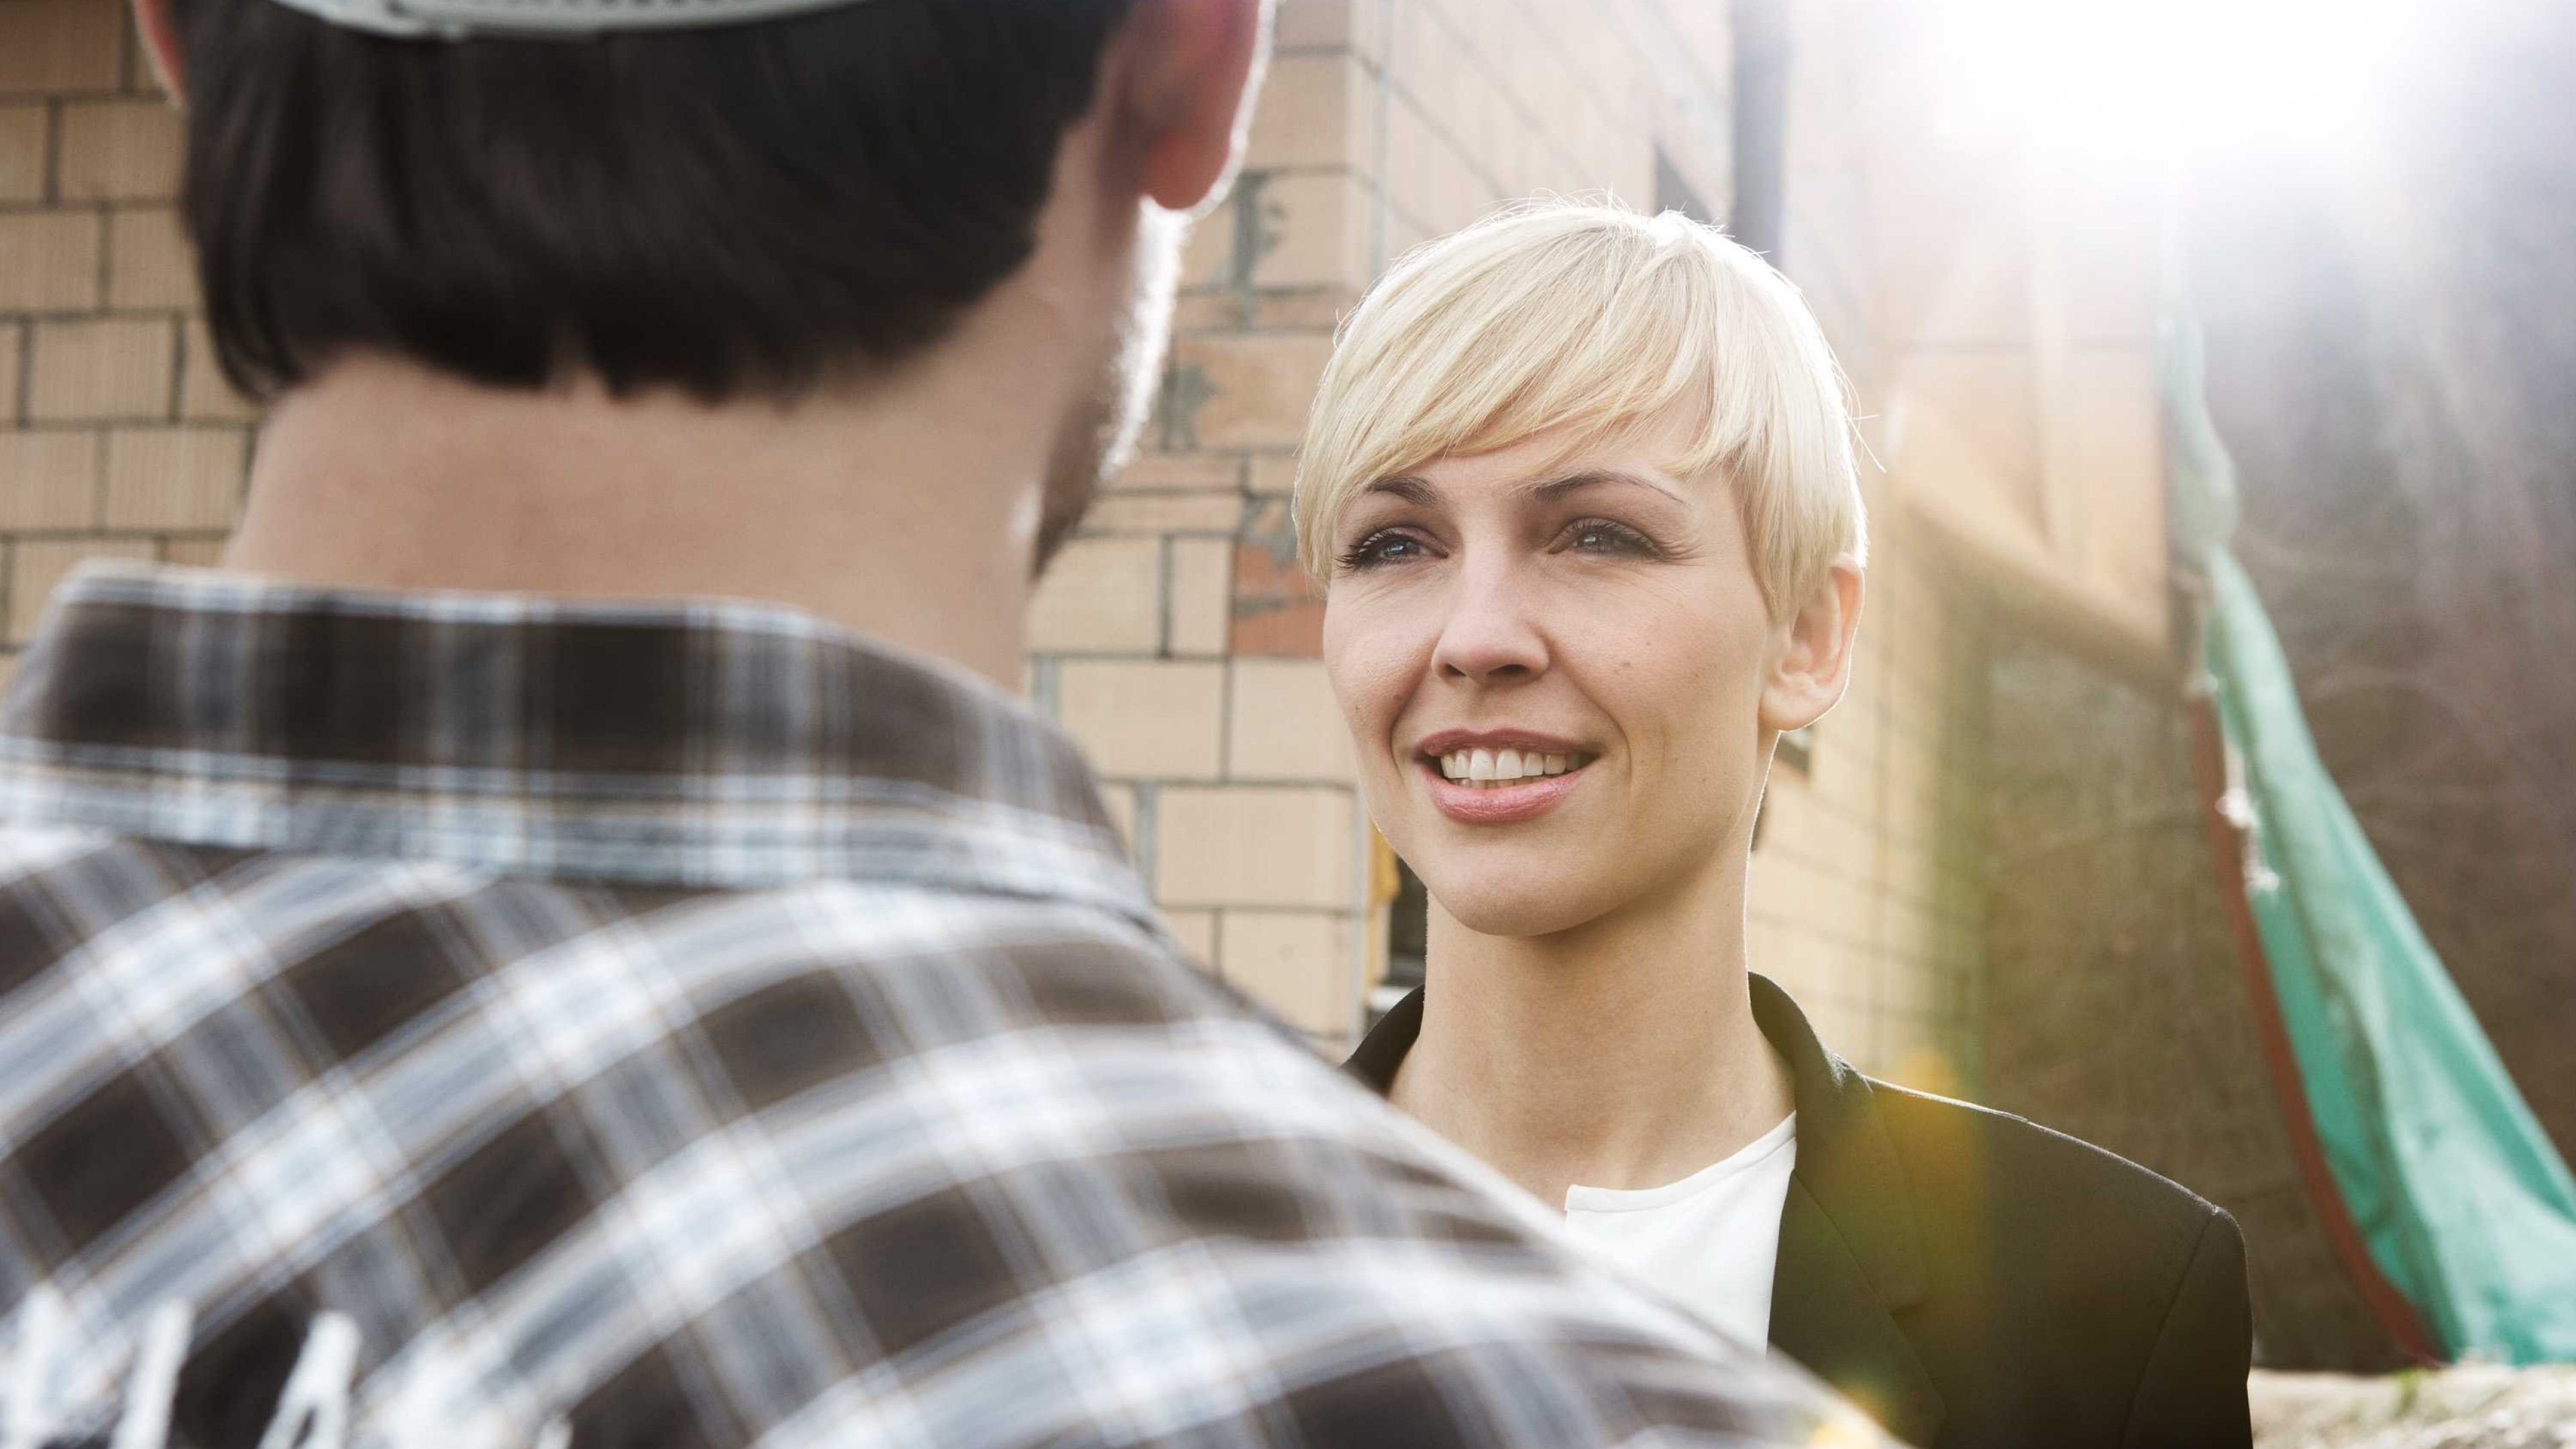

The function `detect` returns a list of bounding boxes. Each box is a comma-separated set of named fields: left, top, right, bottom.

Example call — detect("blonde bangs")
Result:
left=1293, top=199, right=1865, bottom=615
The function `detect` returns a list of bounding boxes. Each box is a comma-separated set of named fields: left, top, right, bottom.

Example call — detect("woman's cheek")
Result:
left=1323, top=601, right=1423, bottom=766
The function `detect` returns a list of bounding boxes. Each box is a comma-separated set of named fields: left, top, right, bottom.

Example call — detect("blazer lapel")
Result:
left=1770, top=1180, right=1945, bottom=1445
left=1353, top=977, right=1949, bottom=1445
left=1753, top=977, right=1946, bottom=1448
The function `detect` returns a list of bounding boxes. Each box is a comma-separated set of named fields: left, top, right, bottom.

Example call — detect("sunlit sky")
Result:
left=1919, top=0, right=2438, bottom=163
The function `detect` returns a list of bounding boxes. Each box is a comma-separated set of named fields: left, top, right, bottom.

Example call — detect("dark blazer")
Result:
left=1346, top=975, right=2253, bottom=1448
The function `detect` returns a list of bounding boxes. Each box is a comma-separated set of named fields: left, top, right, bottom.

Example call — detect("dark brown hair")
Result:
left=174, top=0, right=1137, bottom=402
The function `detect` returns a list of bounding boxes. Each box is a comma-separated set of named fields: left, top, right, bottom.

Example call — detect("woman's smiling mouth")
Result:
left=1413, top=734, right=1595, bottom=823
left=1432, top=746, right=1593, bottom=786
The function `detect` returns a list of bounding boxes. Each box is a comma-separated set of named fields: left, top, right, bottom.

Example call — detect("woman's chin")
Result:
left=1427, top=875, right=1617, bottom=940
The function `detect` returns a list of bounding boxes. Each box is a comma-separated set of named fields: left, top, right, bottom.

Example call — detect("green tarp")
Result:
left=2165, top=308, right=2576, bottom=1362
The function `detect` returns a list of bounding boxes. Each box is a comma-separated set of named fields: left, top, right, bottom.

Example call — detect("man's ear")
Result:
left=132, top=0, right=186, bottom=102
left=1118, top=0, right=1271, bottom=214
left=1758, top=555, right=1866, bottom=734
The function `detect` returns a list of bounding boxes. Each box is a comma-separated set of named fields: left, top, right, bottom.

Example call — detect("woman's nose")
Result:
left=1429, top=559, right=1548, bottom=684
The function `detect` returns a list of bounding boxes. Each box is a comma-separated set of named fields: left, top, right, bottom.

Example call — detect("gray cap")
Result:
left=262, top=0, right=881, bottom=40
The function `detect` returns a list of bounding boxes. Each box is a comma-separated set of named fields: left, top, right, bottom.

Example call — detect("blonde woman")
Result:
left=1310, top=201, right=2253, bottom=1449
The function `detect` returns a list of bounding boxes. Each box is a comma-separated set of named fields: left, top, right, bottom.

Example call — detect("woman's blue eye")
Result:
left=1568, top=520, right=1654, bottom=555
left=1340, top=531, right=1429, bottom=569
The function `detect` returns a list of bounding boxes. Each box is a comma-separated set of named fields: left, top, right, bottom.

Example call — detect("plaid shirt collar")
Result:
left=0, top=561, right=1151, bottom=925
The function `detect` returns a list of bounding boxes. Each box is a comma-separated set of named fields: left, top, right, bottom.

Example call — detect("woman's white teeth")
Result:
left=1437, top=749, right=1581, bottom=784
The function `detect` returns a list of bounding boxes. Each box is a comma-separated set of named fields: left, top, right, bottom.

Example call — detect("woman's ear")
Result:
left=132, top=0, right=186, bottom=103
left=1758, top=555, right=1865, bottom=733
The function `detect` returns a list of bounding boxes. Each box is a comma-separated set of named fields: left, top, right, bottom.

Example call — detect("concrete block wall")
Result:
left=0, top=0, right=255, bottom=680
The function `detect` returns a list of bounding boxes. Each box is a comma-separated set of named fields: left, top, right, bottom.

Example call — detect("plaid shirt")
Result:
left=0, top=562, right=1862, bottom=1449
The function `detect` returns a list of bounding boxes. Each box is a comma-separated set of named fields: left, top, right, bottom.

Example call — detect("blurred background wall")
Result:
left=4, top=0, right=2569, bottom=1377
left=0, top=0, right=252, bottom=644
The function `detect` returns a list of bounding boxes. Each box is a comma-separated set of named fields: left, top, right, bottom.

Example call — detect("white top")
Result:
left=1561, top=1114, right=1799, bottom=1352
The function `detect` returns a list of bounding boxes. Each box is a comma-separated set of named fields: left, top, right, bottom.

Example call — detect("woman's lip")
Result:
left=1414, top=729, right=1586, bottom=757
left=1419, top=757, right=1587, bottom=824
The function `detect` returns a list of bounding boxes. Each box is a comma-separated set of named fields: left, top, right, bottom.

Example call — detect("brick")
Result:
left=0, top=0, right=124, bottom=96
left=1162, top=332, right=1334, bottom=451
left=58, top=99, right=182, bottom=201
left=1159, top=908, right=1217, bottom=966
left=1220, top=909, right=1354, bottom=1035
left=1155, top=785, right=1354, bottom=908
left=9, top=537, right=152, bottom=643
left=158, top=536, right=226, bottom=568
left=0, top=105, right=45, bottom=201
left=1248, top=170, right=1373, bottom=290
left=1057, top=659, right=1224, bottom=781
left=1797, top=989, right=1872, bottom=1073
left=1745, top=850, right=1835, bottom=934
left=0, top=213, right=104, bottom=311
left=1231, top=602, right=1324, bottom=657
left=1082, top=492, right=1242, bottom=535
left=1275, top=0, right=1361, bottom=52
left=178, top=318, right=258, bottom=422
left=103, top=426, right=249, bottom=529
left=1227, top=659, right=1355, bottom=782
left=1181, top=193, right=1236, bottom=288
left=1232, top=499, right=1324, bottom=658
left=1249, top=290, right=1357, bottom=331
left=1246, top=455, right=1302, bottom=497
left=1169, top=292, right=1245, bottom=333
left=1097, top=782, right=1138, bottom=855
left=1746, top=914, right=1841, bottom=1005
left=0, top=321, right=19, bottom=423
left=1166, top=537, right=1232, bottom=656
left=1110, top=451, right=1238, bottom=494
left=0, top=431, right=101, bottom=529
left=106, top=206, right=194, bottom=309
left=1026, top=535, right=1161, bottom=653
left=1387, top=100, right=1493, bottom=239
left=30, top=317, right=172, bottom=421
left=1243, top=54, right=1365, bottom=173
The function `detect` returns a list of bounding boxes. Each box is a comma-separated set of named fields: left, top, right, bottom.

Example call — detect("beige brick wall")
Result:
left=0, top=0, right=254, bottom=660
left=1740, top=0, right=1999, bottom=1087
left=1745, top=543, right=1990, bottom=1089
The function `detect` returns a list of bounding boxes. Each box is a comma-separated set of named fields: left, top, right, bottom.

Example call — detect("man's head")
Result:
left=134, top=0, right=1265, bottom=565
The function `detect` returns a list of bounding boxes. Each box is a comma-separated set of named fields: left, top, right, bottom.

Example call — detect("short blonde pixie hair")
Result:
left=1294, top=199, right=1866, bottom=616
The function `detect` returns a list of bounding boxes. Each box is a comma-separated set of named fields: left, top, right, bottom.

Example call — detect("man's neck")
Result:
left=1391, top=857, right=1795, bottom=1209
left=225, top=348, right=1065, bottom=690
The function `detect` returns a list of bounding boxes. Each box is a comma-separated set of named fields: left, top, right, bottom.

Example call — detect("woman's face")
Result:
left=1321, top=425, right=1851, bottom=938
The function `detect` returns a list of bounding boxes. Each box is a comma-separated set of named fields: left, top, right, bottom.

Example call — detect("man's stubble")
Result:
left=1032, top=201, right=1188, bottom=573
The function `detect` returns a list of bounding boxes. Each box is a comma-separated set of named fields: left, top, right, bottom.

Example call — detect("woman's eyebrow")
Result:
left=1359, top=474, right=1437, bottom=504
left=1524, top=468, right=1684, bottom=504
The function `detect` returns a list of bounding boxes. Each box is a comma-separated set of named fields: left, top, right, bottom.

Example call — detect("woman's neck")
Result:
left=1389, top=857, right=1795, bottom=1208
